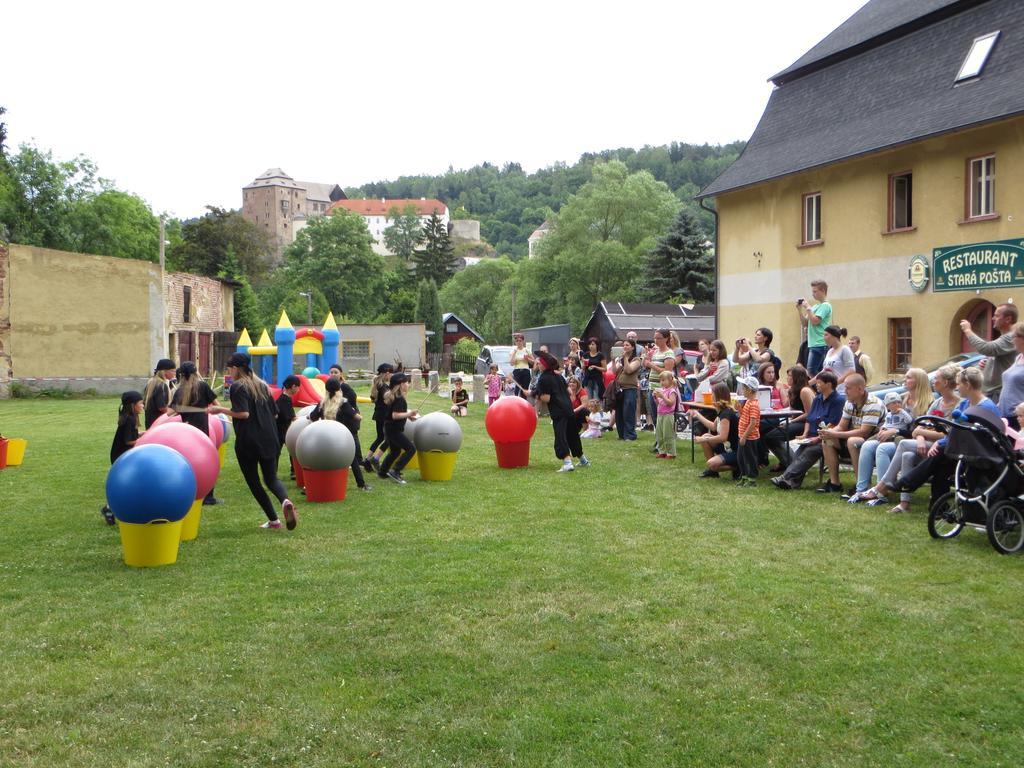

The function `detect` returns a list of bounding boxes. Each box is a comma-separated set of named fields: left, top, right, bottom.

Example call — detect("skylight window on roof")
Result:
left=956, top=31, right=999, bottom=83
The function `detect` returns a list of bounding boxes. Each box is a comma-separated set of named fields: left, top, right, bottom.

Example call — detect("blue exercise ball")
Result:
left=106, top=444, right=197, bottom=524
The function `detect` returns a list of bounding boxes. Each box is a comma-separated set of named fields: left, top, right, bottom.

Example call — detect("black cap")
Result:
left=179, top=361, right=197, bottom=377
left=227, top=352, right=251, bottom=370
left=390, top=372, right=410, bottom=386
left=155, top=358, right=176, bottom=373
left=121, top=390, right=143, bottom=406
left=377, top=363, right=394, bottom=374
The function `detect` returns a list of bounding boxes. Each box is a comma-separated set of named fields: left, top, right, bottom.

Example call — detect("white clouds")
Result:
left=5, top=0, right=865, bottom=218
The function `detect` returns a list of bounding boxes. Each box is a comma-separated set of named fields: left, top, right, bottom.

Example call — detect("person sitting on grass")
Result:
left=692, top=382, right=739, bottom=478
left=816, top=374, right=884, bottom=494
left=450, top=378, right=469, bottom=417
left=736, top=376, right=762, bottom=487
left=652, top=370, right=678, bottom=459
left=771, top=370, right=845, bottom=491
left=581, top=399, right=604, bottom=439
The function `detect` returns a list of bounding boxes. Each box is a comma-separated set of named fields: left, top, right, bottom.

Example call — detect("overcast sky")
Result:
left=6, top=0, right=866, bottom=219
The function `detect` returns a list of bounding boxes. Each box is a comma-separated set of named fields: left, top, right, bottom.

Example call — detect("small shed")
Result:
left=580, top=302, right=717, bottom=355
left=441, top=312, right=484, bottom=353
left=519, top=324, right=571, bottom=361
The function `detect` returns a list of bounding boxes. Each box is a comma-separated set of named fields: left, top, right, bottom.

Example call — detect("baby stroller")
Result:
left=922, top=407, right=1024, bottom=554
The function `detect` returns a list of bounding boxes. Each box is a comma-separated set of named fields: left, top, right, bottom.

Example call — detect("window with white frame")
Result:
left=968, top=155, right=995, bottom=218
left=956, top=31, right=999, bottom=83
left=802, top=192, right=822, bottom=244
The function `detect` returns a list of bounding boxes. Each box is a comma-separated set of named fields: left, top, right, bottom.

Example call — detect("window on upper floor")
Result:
left=967, top=155, right=996, bottom=219
left=956, top=31, right=999, bottom=83
left=802, top=192, right=822, bottom=245
left=182, top=286, right=191, bottom=324
left=888, top=172, right=913, bottom=231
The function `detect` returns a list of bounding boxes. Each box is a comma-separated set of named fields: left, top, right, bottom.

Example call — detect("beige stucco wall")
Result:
left=8, top=244, right=164, bottom=381
left=715, top=116, right=1024, bottom=375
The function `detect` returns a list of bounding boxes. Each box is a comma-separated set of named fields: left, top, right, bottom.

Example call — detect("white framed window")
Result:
left=802, top=192, right=822, bottom=244
left=445, top=323, right=459, bottom=333
left=956, top=31, right=999, bottom=83
left=968, top=155, right=995, bottom=219
left=341, top=340, right=371, bottom=359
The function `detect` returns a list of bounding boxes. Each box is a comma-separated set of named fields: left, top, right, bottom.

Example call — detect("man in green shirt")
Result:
left=799, top=279, right=832, bottom=376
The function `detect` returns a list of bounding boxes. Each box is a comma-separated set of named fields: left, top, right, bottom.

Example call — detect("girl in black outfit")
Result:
left=311, top=377, right=371, bottom=491
left=582, top=338, right=607, bottom=402
left=101, top=390, right=144, bottom=525
left=378, top=372, right=419, bottom=484
left=170, top=361, right=222, bottom=505
left=534, top=351, right=590, bottom=473
left=211, top=352, right=296, bottom=531
left=363, top=363, right=394, bottom=471
left=143, top=358, right=177, bottom=429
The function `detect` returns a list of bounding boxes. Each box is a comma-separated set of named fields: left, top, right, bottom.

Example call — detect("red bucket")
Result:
left=291, top=457, right=305, bottom=489
left=494, top=440, right=530, bottom=469
left=0, top=438, right=8, bottom=470
left=303, top=468, right=348, bottom=502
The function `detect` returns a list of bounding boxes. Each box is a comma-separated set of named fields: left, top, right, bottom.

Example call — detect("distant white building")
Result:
left=527, top=219, right=550, bottom=258
left=330, top=198, right=450, bottom=256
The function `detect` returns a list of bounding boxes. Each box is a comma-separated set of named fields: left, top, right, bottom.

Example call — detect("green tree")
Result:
left=415, top=278, right=442, bottom=354
left=438, top=257, right=516, bottom=339
left=531, top=161, right=680, bottom=331
left=253, top=281, right=329, bottom=332
left=382, top=204, right=424, bottom=261
left=70, top=189, right=160, bottom=261
left=642, top=207, right=714, bottom=304
left=413, top=213, right=457, bottom=286
left=0, top=106, right=7, bottom=157
left=376, top=270, right=417, bottom=323
left=170, top=206, right=274, bottom=283
left=280, top=210, right=386, bottom=321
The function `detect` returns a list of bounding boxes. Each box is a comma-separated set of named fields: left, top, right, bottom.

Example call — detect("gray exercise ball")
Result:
left=285, top=415, right=312, bottom=457
left=297, top=405, right=317, bottom=419
left=412, top=412, right=463, bottom=453
left=296, top=419, right=356, bottom=471
left=404, top=417, right=419, bottom=446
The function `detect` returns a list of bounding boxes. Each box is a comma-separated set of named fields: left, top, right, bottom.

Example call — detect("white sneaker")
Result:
left=557, top=463, right=575, bottom=473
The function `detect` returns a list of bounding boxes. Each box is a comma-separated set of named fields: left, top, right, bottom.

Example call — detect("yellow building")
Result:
left=699, top=0, right=1023, bottom=376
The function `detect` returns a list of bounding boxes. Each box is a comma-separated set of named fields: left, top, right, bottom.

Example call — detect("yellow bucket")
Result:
left=417, top=450, right=456, bottom=481
left=118, top=519, right=183, bottom=567
left=217, top=442, right=226, bottom=469
left=180, top=499, right=203, bottom=542
left=5, top=438, right=27, bottom=466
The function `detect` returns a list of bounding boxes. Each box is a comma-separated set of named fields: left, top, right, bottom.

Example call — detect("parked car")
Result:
left=475, top=345, right=516, bottom=377
left=867, top=351, right=986, bottom=400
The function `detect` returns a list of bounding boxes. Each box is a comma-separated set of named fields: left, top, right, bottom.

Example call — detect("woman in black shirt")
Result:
left=310, top=377, right=370, bottom=491
left=170, top=362, right=222, bottom=505
left=534, top=351, right=590, bottom=473
left=363, top=364, right=393, bottom=471
left=211, top=353, right=296, bottom=530
left=377, top=372, right=419, bottom=484
left=582, top=338, right=607, bottom=402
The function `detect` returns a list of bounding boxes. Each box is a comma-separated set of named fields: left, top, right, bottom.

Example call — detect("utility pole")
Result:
left=299, top=291, right=313, bottom=325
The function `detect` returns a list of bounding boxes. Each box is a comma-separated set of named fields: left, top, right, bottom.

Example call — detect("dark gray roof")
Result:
left=700, top=0, right=1022, bottom=199
left=771, top=0, right=970, bottom=84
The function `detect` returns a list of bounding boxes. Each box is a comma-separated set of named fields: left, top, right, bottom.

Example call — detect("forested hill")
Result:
left=347, top=141, right=745, bottom=259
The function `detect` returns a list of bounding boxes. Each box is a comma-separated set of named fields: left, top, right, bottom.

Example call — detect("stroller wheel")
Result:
left=986, top=500, right=1024, bottom=555
left=928, top=492, right=965, bottom=540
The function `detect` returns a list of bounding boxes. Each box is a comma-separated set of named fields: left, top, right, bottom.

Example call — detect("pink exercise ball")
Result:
left=150, top=412, right=181, bottom=429
left=603, top=368, right=615, bottom=386
left=206, top=414, right=224, bottom=447
left=484, top=396, right=538, bottom=443
left=136, top=422, right=219, bottom=500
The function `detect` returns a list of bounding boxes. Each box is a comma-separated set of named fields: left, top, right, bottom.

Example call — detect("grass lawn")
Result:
left=2, top=394, right=1024, bottom=767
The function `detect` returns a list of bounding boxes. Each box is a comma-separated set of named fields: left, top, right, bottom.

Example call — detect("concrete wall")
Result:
left=450, top=219, right=481, bottom=242
left=334, top=324, right=426, bottom=373
left=4, top=244, right=164, bottom=394
left=0, top=243, right=12, bottom=396
left=714, top=116, right=1024, bottom=374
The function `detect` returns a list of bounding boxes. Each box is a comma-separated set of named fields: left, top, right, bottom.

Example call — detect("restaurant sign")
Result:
left=932, top=237, right=1024, bottom=292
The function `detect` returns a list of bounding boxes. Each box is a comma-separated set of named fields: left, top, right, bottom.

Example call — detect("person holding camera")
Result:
left=797, top=280, right=832, bottom=376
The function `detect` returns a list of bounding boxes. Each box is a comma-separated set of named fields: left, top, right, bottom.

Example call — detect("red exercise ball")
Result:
left=603, top=368, right=615, bottom=386
left=485, top=396, right=538, bottom=443
left=136, top=422, right=220, bottom=500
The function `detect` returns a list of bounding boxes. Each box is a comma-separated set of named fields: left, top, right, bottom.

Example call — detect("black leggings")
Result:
left=350, top=433, right=366, bottom=488
left=552, top=414, right=583, bottom=460
left=236, top=447, right=288, bottom=521
left=513, top=369, right=531, bottom=399
left=369, top=418, right=388, bottom=453
left=380, top=430, right=415, bottom=475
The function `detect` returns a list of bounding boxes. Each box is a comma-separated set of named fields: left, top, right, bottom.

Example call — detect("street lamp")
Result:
left=298, top=291, right=313, bottom=325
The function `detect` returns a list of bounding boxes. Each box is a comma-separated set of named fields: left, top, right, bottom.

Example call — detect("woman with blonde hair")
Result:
left=210, top=353, right=296, bottom=530
left=170, top=361, right=222, bottom=505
